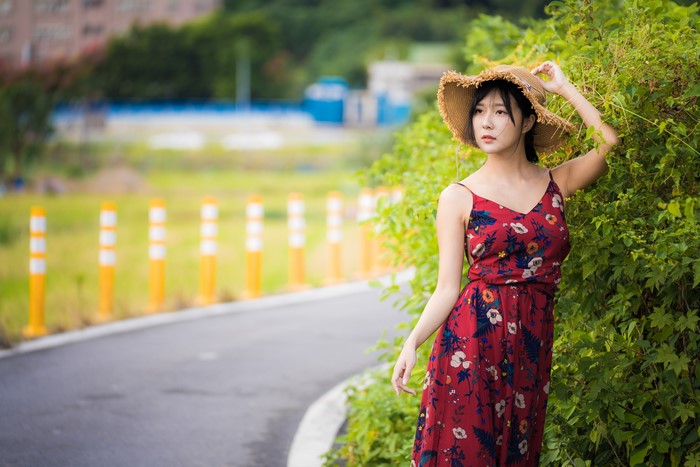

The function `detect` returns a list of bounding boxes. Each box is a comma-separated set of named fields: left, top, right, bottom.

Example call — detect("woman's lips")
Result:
left=481, top=135, right=495, bottom=142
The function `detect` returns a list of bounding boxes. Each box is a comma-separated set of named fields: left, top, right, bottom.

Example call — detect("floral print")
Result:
left=451, top=351, right=472, bottom=369
left=487, top=309, right=503, bottom=324
left=412, top=172, right=571, bottom=466
left=510, top=222, right=529, bottom=234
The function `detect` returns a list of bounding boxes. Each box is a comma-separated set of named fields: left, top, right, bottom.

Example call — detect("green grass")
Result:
left=0, top=169, right=372, bottom=347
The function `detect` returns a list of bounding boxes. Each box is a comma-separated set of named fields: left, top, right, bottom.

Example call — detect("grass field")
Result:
left=0, top=125, right=394, bottom=347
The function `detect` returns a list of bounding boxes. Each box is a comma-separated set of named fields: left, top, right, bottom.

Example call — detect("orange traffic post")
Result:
left=23, top=206, right=48, bottom=338
left=357, top=188, right=374, bottom=278
left=372, top=186, right=390, bottom=273
left=98, top=201, right=117, bottom=321
left=326, top=191, right=343, bottom=284
left=245, top=195, right=264, bottom=298
left=287, top=192, right=306, bottom=290
left=148, top=199, right=166, bottom=312
left=199, top=196, right=218, bottom=305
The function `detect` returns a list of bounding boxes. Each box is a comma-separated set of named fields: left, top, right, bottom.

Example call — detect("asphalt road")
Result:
left=0, top=287, right=407, bottom=467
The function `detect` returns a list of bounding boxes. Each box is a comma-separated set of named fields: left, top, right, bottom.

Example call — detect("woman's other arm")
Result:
left=391, top=184, right=472, bottom=396
left=532, top=61, right=620, bottom=197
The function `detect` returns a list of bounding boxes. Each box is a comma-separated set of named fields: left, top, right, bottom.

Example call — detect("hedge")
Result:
left=325, top=0, right=700, bottom=465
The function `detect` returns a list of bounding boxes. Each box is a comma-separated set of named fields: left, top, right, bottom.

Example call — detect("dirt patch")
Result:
left=68, top=166, right=148, bottom=194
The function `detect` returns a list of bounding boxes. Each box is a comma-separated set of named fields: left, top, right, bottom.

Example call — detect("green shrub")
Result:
left=329, top=0, right=700, bottom=465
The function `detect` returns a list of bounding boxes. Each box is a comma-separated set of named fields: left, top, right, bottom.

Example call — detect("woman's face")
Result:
left=471, top=89, right=528, bottom=155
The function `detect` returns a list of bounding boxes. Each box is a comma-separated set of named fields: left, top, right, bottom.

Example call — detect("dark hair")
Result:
left=465, top=80, right=539, bottom=163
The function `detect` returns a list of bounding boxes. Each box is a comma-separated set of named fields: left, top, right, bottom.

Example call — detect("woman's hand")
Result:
left=391, top=344, right=417, bottom=396
left=531, top=61, right=570, bottom=95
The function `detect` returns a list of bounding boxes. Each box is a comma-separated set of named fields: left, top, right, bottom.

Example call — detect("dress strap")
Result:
left=548, top=169, right=554, bottom=181
left=451, top=182, right=475, bottom=266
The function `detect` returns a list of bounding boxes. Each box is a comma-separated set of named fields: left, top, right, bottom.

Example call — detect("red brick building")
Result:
left=0, top=0, right=220, bottom=68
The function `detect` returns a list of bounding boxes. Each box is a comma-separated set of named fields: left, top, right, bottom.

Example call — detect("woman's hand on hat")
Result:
left=531, top=61, right=570, bottom=95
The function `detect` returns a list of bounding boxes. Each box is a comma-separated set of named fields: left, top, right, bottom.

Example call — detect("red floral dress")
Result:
left=412, top=171, right=571, bottom=467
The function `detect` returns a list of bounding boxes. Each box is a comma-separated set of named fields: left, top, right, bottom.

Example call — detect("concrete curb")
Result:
left=287, top=375, right=351, bottom=467
left=287, top=365, right=389, bottom=467
left=0, top=269, right=414, bottom=361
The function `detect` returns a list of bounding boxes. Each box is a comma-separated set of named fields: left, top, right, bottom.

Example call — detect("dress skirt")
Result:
left=411, top=280, right=556, bottom=467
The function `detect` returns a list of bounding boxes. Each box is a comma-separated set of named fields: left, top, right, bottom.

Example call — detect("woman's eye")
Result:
left=474, top=108, right=483, bottom=114
left=496, top=110, right=506, bottom=115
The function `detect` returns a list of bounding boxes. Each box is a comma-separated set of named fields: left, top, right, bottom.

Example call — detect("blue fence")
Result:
left=53, top=91, right=412, bottom=127
left=54, top=100, right=306, bottom=118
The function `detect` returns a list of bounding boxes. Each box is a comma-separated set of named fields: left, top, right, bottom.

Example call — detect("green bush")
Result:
left=328, top=0, right=700, bottom=465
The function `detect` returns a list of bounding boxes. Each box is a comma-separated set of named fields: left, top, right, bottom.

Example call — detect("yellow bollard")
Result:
left=245, top=195, right=263, bottom=298
left=372, top=186, right=389, bottom=273
left=98, top=201, right=117, bottom=321
left=199, top=196, right=218, bottom=305
left=23, top=206, right=48, bottom=338
left=357, top=188, right=374, bottom=278
left=148, top=199, right=166, bottom=312
left=326, top=191, right=343, bottom=284
left=287, top=192, right=306, bottom=290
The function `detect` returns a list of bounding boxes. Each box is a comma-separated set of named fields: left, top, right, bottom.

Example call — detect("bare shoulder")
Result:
left=441, top=182, right=472, bottom=202
left=439, top=183, right=473, bottom=218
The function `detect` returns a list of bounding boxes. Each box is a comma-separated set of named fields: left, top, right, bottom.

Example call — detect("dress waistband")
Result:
left=468, top=279, right=558, bottom=295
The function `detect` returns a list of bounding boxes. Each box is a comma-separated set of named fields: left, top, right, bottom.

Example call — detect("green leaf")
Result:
left=684, top=198, right=696, bottom=222
left=649, top=308, right=674, bottom=330
left=681, top=83, right=700, bottom=99
left=668, top=201, right=682, bottom=218
left=674, top=403, right=696, bottom=423
left=630, top=445, right=650, bottom=466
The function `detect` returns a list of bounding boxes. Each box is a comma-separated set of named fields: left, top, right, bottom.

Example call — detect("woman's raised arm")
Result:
left=532, top=61, right=620, bottom=197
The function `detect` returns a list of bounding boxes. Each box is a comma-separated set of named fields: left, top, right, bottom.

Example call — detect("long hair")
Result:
left=465, top=80, right=539, bottom=163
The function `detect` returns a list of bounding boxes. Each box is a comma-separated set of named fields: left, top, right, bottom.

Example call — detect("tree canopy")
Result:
left=90, top=0, right=556, bottom=100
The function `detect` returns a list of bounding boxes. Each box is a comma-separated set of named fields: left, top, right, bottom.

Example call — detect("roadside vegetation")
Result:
left=327, top=0, right=700, bottom=465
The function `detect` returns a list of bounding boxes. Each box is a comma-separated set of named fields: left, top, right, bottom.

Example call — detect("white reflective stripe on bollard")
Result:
left=29, top=258, right=46, bottom=274
left=99, top=249, right=116, bottom=266
left=149, top=244, right=166, bottom=260
left=30, top=217, right=46, bottom=233
left=100, top=211, right=117, bottom=227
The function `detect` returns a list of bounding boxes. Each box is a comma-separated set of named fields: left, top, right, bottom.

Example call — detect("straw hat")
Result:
left=437, top=65, right=575, bottom=154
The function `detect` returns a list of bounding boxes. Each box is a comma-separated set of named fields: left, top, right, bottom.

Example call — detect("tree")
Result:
left=0, top=58, right=96, bottom=184
left=0, top=80, right=53, bottom=184
left=93, top=12, right=282, bottom=100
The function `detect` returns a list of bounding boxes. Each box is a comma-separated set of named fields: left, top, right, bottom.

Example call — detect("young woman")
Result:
left=391, top=61, right=619, bottom=466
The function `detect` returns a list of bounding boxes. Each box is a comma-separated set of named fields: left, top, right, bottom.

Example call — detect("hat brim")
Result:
left=438, top=69, right=575, bottom=154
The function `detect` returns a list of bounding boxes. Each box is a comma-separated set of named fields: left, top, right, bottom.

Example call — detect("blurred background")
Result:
left=0, top=0, right=553, bottom=346
left=3, top=3, right=699, bottom=466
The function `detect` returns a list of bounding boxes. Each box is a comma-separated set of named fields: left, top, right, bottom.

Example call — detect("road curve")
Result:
left=0, top=285, right=407, bottom=467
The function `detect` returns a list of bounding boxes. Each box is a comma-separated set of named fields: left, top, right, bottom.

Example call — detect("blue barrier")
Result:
left=53, top=94, right=411, bottom=126
left=303, top=77, right=348, bottom=125
left=53, top=100, right=306, bottom=120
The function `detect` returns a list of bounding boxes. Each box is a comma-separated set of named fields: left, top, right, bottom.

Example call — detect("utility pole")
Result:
left=236, top=39, right=251, bottom=110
